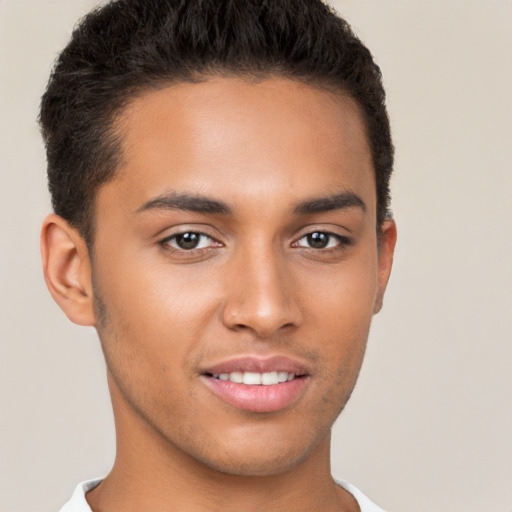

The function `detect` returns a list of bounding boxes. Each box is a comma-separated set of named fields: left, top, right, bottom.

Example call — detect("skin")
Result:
left=41, top=77, right=396, bottom=512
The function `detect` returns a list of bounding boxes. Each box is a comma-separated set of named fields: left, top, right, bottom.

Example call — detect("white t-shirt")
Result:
left=59, top=478, right=385, bottom=511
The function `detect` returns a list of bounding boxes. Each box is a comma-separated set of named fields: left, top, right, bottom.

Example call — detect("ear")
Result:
left=40, top=214, right=96, bottom=326
left=373, top=219, right=397, bottom=314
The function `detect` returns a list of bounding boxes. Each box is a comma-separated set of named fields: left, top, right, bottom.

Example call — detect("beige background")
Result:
left=1, top=1, right=511, bottom=511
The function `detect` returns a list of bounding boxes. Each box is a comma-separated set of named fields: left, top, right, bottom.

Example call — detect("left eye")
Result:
left=163, top=232, right=217, bottom=250
left=295, top=232, right=344, bottom=249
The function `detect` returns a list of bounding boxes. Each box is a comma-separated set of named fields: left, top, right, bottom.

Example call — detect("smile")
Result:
left=210, top=371, right=296, bottom=385
left=202, top=356, right=310, bottom=413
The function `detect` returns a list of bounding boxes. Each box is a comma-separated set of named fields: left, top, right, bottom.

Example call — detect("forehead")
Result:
left=105, top=77, right=375, bottom=216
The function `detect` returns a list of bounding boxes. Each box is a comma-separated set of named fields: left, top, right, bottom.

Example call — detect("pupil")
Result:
left=176, top=232, right=200, bottom=249
left=307, top=232, right=328, bottom=248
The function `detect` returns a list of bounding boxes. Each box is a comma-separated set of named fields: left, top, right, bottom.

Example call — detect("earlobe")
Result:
left=40, top=214, right=96, bottom=326
left=373, top=219, right=397, bottom=314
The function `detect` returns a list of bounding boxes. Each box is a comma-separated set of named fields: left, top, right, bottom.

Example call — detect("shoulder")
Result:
left=58, top=478, right=102, bottom=512
left=336, top=479, right=386, bottom=512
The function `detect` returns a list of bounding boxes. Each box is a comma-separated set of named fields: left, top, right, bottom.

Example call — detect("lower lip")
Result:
left=202, top=376, right=309, bottom=413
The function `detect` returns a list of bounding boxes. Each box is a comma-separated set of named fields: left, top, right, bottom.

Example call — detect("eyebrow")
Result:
left=136, top=192, right=232, bottom=215
left=136, top=190, right=366, bottom=216
left=292, top=191, right=366, bottom=215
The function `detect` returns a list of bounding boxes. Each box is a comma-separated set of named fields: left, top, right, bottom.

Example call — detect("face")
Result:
left=88, top=77, right=395, bottom=476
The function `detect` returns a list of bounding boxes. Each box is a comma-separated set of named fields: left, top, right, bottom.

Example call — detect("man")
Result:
left=39, top=0, right=396, bottom=510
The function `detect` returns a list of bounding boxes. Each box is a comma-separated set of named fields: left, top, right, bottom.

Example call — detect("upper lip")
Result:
left=202, top=355, right=310, bottom=376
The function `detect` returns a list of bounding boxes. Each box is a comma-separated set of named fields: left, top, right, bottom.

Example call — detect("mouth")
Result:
left=207, top=371, right=298, bottom=385
left=201, top=356, right=310, bottom=413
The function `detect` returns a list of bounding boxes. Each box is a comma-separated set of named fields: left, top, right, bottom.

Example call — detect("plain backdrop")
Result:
left=1, top=1, right=511, bottom=511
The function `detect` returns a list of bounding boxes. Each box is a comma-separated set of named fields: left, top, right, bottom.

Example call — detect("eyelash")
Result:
left=160, top=232, right=221, bottom=252
left=293, top=232, right=351, bottom=251
left=159, top=230, right=351, bottom=253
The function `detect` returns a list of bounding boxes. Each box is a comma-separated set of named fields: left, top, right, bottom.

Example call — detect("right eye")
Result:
left=161, top=232, right=219, bottom=251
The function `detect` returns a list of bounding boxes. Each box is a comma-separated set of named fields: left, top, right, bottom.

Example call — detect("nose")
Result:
left=221, top=245, right=302, bottom=338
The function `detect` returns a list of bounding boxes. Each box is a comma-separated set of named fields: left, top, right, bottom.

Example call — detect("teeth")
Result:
left=213, top=371, right=297, bottom=385
left=243, top=372, right=262, bottom=385
left=261, top=371, right=278, bottom=385
left=278, top=371, right=288, bottom=383
left=230, top=371, right=244, bottom=383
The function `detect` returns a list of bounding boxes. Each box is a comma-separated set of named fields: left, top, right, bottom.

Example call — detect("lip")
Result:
left=201, top=355, right=310, bottom=413
left=202, top=355, right=309, bottom=376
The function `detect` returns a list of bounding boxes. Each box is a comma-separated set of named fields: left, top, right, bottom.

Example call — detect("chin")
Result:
left=197, top=450, right=310, bottom=477
left=183, top=425, right=331, bottom=478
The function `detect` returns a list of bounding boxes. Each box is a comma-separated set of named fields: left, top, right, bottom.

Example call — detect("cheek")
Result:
left=92, top=265, right=206, bottom=423
left=96, top=248, right=221, bottom=331
left=300, top=251, right=378, bottom=389
left=302, top=249, right=379, bottom=334
left=91, top=253, right=227, bottom=397
left=95, top=258, right=202, bottom=371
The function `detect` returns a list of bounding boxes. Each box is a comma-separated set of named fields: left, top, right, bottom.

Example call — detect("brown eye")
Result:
left=306, top=232, right=329, bottom=249
left=162, top=232, right=219, bottom=251
left=296, top=231, right=343, bottom=250
left=175, top=232, right=201, bottom=249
